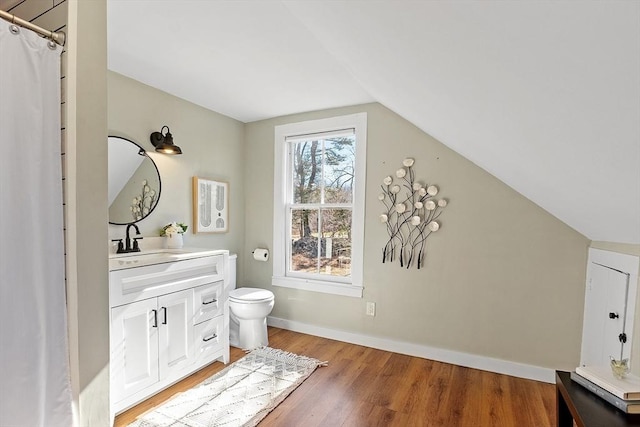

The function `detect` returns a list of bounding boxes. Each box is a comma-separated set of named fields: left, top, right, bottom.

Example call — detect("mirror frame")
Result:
left=108, top=135, right=162, bottom=225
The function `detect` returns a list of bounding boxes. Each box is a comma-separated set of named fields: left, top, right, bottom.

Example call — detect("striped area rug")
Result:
left=128, top=347, right=326, bottom=427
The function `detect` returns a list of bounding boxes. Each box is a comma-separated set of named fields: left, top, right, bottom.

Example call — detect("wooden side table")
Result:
left=556, top=371, right=640, bottom=426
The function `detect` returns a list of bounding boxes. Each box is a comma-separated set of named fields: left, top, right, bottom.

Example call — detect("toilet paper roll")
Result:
left=253, top=248, right=269, bottom=261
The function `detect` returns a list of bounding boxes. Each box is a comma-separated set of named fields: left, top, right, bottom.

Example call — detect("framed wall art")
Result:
left=192, top=176, right=228, bottom=233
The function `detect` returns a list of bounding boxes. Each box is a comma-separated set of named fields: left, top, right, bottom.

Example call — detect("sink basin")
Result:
left=109, top=248, right=218, bottom=270
left=109, top=249, right=190, bottom=259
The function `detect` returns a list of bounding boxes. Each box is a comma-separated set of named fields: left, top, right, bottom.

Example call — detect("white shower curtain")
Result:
left=0, top=19, right=73, bottom=427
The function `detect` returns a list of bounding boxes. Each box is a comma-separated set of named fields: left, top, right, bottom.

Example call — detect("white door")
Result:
left=110, top=298, right=159, bottom=404
left=158, top=289, right=195, bottom=379
left=580, top=249, right=639, bottom=367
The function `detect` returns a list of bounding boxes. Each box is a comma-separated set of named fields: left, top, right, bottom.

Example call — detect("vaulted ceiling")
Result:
left=108, top=1, right=640, bottom=244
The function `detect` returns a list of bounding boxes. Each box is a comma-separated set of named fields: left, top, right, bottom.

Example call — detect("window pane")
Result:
left=323, top=137, right=355, bottom=204
left=290, top=208, right=319, bottom=273
left=319, top=209, right=352, bottom=277
left=292, top=140, right=321, bottom=204
left=290, top=208, right=352, bottom=277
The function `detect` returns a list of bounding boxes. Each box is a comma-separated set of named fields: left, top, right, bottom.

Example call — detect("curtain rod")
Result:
left=0, top=9, right=65, bottom=46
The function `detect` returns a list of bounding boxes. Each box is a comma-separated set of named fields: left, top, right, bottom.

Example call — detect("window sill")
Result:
left=271, top=276, right=363, bottom=298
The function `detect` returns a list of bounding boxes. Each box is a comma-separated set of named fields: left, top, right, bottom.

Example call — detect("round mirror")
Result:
left=108, top=136, right=161, bottom=225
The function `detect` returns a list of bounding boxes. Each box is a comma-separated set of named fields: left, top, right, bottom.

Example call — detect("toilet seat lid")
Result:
left=229, top=287, right=274, bottom=303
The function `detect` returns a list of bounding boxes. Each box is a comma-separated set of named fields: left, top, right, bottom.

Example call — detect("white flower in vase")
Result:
left=395, top=203, right=407, bottom=214
left=383, top=176, right=393, bottom=186
left=160, top=222, right=188, bottom=237
left=403, top=158, right=415, bottom=167
left=161, top=222, right=188, bottom=249
left=396, top=168, right=407, bottom=178
left=164, top=223, right=180, bottom=237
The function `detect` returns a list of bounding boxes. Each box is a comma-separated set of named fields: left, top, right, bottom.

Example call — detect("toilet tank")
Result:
left=228, top=253, right=237, bottom=290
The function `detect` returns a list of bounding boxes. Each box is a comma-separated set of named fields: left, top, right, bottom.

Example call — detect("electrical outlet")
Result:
left=366, top=302, right=376, bottom=316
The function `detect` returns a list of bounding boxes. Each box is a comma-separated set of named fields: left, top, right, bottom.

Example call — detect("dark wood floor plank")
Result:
left=115, top=327, right=555, bottom=427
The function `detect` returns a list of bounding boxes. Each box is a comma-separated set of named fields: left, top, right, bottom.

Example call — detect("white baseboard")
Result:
left=267, top=316, right=556, bottom=384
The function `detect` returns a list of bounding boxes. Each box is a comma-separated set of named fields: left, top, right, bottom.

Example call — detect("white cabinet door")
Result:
left=111, top=298, right=159, bottom=404
left=580, top=249, right=639, bottom=367
left=158, top=289, right=195, bottom=379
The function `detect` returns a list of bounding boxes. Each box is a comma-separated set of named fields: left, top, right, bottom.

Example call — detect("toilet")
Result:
left=228, top=254, right=275, bottom=350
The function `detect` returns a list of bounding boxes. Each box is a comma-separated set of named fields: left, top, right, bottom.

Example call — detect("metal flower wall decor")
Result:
left=130, top=179, right=157, bottom=221
left=379, top=158, right=447, bottom=269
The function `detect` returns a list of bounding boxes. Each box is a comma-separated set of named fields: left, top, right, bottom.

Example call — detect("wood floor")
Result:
left=115, top=327, right=556, bottom=426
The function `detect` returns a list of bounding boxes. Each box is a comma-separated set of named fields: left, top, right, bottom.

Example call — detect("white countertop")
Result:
left=108, top=247, right=228, bottom=271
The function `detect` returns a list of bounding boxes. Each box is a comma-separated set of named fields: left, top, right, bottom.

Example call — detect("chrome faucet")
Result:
left=118, top=223, right=142, bottom=253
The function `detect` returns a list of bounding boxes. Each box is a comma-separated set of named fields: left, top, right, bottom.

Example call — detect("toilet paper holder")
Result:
left=252, top=248, right=269, bottom=261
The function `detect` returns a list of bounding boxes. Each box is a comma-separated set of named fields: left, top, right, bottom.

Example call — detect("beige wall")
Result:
left=244, top=102, right=590, bottom=371
left=107, top=71, right=246, bottom=279
left=66, top=0, right=110, bottom=425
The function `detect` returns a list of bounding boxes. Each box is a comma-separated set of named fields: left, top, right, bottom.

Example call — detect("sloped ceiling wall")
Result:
left=107, top=1, right=640, bottom=244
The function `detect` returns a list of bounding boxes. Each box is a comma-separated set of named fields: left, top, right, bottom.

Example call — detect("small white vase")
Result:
left=166, top=233, right=184, bottom=249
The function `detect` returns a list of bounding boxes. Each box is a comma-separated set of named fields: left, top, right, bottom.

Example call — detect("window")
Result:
left=273, top=113, right=367, bottom=298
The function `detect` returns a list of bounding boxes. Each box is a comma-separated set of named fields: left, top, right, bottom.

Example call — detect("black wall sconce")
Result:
left=150, top=126, right=183, bottom=155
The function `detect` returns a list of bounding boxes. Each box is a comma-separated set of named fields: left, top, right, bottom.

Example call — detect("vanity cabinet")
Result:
left=109, top=251, right=229, bottom=415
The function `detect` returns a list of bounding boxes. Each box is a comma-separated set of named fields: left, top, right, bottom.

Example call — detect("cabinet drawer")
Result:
left=194, top=316, right=224, bottom=365
left=193, top=281, right=224, bottom=325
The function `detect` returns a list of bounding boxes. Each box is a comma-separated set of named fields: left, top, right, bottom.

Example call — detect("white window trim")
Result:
left=273, top=113, right=367, bottom=298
